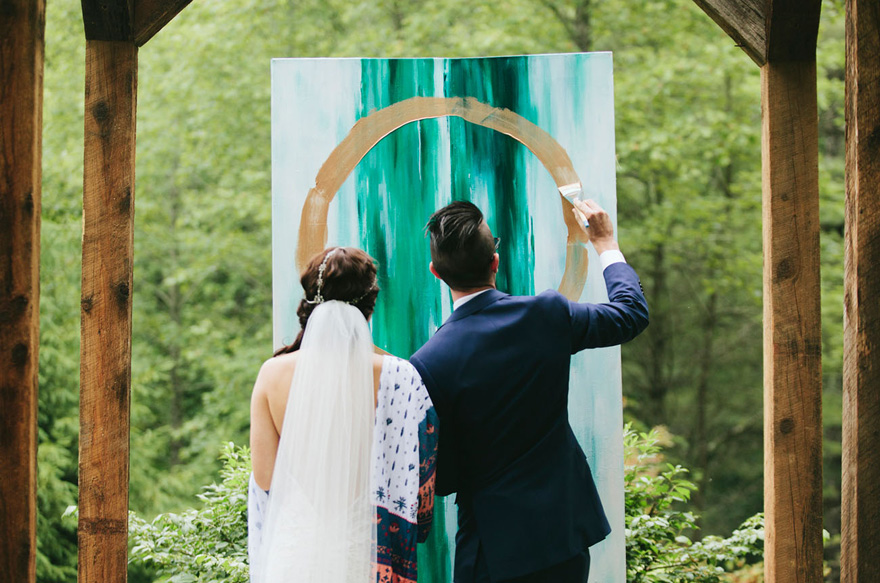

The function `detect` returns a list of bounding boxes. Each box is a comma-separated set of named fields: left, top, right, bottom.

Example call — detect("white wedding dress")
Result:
left=249, top=301, right=377, bottom=583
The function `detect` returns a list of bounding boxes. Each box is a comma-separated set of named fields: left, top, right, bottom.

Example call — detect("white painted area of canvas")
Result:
left=524, top=53, right=624, bottom=582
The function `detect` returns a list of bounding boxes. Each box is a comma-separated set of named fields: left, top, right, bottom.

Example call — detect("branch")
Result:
left=536, top=0, right=577, bottom=44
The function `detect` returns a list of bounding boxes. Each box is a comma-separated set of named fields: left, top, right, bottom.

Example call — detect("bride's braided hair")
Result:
left=274, top=247, right=379, bottom=356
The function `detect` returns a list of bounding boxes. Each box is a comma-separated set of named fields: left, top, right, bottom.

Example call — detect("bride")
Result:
left=247, top=247, right=438, bottom=583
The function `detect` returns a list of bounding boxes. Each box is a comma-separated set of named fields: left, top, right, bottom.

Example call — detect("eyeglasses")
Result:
left=493, top=237, right=501, bottom=251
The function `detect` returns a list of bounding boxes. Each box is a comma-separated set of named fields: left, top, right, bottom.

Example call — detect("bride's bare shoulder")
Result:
left=253, top=353, right=298, bottom=395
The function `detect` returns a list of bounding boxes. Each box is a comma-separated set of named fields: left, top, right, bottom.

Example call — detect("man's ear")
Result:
left=490, top=253, right=500, bottom=273
left=429, top=262, right=441, bottom=280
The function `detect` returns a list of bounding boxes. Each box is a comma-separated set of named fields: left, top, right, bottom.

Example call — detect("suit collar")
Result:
left=444, top=288, right=507, bottom=325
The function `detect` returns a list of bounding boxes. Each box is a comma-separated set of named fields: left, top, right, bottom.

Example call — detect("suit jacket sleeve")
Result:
left=568, top=261, right=649, bottom=353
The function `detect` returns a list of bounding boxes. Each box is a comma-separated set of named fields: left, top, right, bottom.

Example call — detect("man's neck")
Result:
left=450, top=285, right=495, bottom=304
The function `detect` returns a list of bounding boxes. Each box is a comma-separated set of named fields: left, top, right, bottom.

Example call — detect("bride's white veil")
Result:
left=252, top=300, right=376, bottom=583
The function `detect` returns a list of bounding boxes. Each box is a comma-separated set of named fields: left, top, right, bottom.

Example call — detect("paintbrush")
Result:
left=558, top=182, right=583, bottom=204
left=558, top=182, right=590, bottom=228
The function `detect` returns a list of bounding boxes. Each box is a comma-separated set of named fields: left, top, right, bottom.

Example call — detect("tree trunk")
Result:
left=691, top=291, right=717, bottom=536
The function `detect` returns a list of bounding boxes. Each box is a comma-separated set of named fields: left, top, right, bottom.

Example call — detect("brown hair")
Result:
left=274, top=247, right=379, bottom=355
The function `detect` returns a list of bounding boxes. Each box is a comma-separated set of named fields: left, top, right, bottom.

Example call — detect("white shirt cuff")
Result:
left=599, top=249, right=627, bottom=271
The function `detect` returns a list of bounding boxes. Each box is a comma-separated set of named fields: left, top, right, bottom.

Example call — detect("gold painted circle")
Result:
left=296, top=96, right=590, bottom=300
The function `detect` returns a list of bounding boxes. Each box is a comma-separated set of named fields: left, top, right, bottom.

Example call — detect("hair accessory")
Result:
left=345, top=284, right=378, bottom=305
left=305, top=248, right=377, bottom=305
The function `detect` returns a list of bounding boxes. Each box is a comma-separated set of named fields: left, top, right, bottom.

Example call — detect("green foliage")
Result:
left=37, top=1, right=86, bottom=578
left=605, top=0, right=766, bottom=537
left=126, top=432, right=763, bottom=583
left=624, top=427, right=763, bottom=582
left=36, top=223, right=81, bottom=582
left=129, top=444, right=251, bottom=583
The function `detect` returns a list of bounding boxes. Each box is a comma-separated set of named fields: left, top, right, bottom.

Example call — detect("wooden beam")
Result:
left=692, top=0, right=767, bottom=65
left=765, top=0, right=822, bottom=63
left=750, top=4, right=825, bottom=582
left=692, top=0, right=823, bottom=66
left=81, top=0, right=133, bottom=41
left=841, top=0, right=880, bottom=580
left=761, top=60, right=823, bottom=583
left=0, top=1, right=45, bottom=582
left=79, top=39, right=137, bottom=583
left=133, top=0, right=194, bottom=46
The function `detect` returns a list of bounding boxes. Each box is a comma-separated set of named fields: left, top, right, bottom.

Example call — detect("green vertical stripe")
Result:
left=356, top=58, right=451, bottom=583
left=444, top=57, right=536, bottom=296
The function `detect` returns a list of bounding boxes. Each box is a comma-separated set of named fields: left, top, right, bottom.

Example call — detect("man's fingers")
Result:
left=571, top=208, right=591, bottom=234
left=571, top=198, right=614, bottom=243
left=572, top=199, right=594, bottom=220
left=574, top=198, right=606, bottom=216
left=583, top=198, right=604, bottom=212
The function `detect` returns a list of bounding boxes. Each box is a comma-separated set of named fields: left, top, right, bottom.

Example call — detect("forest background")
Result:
left=35, top=0, right=847, bottom=581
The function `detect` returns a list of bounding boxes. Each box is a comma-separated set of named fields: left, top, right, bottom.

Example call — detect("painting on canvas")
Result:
left=271, top=53, right=624, bottom=582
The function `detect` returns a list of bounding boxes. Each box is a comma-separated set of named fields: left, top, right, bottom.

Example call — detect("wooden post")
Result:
left=841, top=0, right=880, bottom=580
left=79, top=39, right=138, bottom=583
left=688, top=3, right=823, bottom=581
left=0, top=1, right=45, bottom=582
left=761, top=60, right=823, bottom=583
left=76, top=1, right=195, bottom=579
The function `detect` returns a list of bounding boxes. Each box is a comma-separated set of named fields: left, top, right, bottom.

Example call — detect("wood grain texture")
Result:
left=841, top=0, right=880, bottom=580
left=692, top=0, right=767, bottom=65
left=765, top=0, right=822, bottom=63
left=79, top=39, right=137, bottom=583
left=81, top=0, right=133, bottom=41
left=761, top=60, right=823, bottom=583
left=0, top=1, right=45, bottom=582
left=133, top=0, right=193, bottom=46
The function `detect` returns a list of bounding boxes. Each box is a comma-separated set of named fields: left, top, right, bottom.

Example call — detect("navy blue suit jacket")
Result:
left=410, top=262, right=649, bottom=580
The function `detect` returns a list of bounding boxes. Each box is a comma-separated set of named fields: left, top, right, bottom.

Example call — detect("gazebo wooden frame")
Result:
left=1, top=0, right=877, bottom=581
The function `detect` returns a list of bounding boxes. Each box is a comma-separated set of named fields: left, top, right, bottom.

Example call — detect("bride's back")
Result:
left=251, top=350, right=385, bottom=492
left=262, top=351, right=386, bottom=437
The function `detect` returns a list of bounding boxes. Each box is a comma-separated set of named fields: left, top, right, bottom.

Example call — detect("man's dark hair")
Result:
left=426, top=201, right=496, bottom=290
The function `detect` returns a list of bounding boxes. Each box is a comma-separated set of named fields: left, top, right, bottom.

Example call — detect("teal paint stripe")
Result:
left=355, top=59, right=444, bottom=358
left=443, top=57, right=536, bottom=296
left=355, top=58, right=451, bottom=583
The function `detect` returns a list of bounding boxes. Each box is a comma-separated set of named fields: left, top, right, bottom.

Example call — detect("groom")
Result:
left=410, top=199, right=649, bottom=583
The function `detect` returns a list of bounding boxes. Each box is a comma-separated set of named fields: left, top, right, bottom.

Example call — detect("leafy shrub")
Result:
left=128, top=443, right=250, bottom=583
left=624, top=426, right=764, bottom=582
left=127, top=430, right=764, bottom=582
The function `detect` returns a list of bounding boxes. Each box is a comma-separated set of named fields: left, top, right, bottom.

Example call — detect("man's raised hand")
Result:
left=571, top=199, right=619, bottom=255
